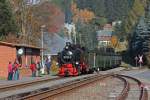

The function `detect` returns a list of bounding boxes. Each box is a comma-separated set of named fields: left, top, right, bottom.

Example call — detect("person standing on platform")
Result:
left=36, top=61, right=41, bottom=77
left=13, top=60, right=20, bottom=80
left=7, top=62, right=13, bottom=80
left=45, top=57, right=51, bottom=75
left=30, top=62, right=37, bottom=77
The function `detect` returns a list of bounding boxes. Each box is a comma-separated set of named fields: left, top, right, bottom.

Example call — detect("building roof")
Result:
left=0, top=41, right=42, bottom=49
left=97, top=30, right=112, bottom=41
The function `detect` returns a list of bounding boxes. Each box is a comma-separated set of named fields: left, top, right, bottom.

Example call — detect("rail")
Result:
left=0, top=77, right=62, bottom=93
left=18, top=74, right=112, bottom=100
left=115, top=74, right=148, bottom=100
left=113, top=75, right=129, bottom=100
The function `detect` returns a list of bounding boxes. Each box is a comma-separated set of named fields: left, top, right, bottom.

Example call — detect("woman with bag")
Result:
left=7, top=62, right=13, bottom=80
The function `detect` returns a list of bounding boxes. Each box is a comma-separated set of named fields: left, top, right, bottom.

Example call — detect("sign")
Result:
left=138, top=55, right=143, bottom=63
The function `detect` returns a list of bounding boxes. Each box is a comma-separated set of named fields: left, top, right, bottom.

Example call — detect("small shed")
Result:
left=0, top=41, right=41, bottom=79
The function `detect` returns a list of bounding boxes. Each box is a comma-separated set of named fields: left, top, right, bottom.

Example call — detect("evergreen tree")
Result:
left=0, top=0, right=18, bottom=40
left=105, top=0, right=131, bottom=22
left=144, top=3, right=150, bottom=65
left=130, top=16, right=150, bottom=65
left=76, top=21, right=97, bottom=50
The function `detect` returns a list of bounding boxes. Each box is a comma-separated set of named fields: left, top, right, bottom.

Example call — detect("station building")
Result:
left=0, top=41, right=41, bottom=79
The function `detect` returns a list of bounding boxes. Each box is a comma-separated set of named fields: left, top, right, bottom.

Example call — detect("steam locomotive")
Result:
left=57, top=42, right=122, bottom=76
left=58, top=42, right=89, bottom=76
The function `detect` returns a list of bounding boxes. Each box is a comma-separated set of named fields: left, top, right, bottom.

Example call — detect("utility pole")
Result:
left=41, top=25, right=46, bottom=74
left=94, top=53, right=96, bottom=68
left=79, top=33, right=81, bottom=44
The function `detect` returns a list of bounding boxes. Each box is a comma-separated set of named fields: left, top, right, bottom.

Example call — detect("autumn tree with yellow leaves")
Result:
left=9, top=1, right=65, bottom=45
left=70, top=2, right=98, bottom=49
left=71, top=2, right=95, bottom=23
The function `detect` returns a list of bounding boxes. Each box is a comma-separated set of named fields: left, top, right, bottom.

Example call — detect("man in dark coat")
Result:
left=45, top=58, right=51, bottom=75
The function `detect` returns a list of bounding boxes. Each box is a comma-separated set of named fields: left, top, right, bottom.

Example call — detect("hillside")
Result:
left=1, top=0, right=149, bottom=50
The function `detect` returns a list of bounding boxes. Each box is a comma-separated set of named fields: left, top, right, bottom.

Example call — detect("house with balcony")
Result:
left=97, top=24, right=113, bottom=48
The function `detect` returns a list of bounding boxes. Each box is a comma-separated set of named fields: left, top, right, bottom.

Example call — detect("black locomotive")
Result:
left=58, top=42, right=88, bottom=76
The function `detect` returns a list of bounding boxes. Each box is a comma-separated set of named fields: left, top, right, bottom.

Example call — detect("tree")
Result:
left=71, top=2, right=95, bottom=23
left=124, top=0, right=146, bottom=35
left=10, top=0, right=33, bottom=44
left=75, top=21, right=97, bottom=49
left=31, top=2, right=65, bottom=33
left=0, top=0, right=18, bottom=40
left=10, top=1, right=65, bottom=45
left=130, top=16, right=150, bottom=65
left=111, top=35, right=118, bottom=48
left=75, top=0, right=105, bottom=17
left=71, top=2, right=97, bottom=49
left=104, top=0, right=130, bottom=22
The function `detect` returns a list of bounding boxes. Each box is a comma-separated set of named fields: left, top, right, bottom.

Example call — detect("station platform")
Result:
left=0, top=67, right=126, bottom=85
left=0, top=66, right=148, bottom=85
left=0, top=74, right=58, bottom=86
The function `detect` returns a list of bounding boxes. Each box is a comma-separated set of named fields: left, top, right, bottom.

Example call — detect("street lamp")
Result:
left=41, top=25, right=46, bottom=74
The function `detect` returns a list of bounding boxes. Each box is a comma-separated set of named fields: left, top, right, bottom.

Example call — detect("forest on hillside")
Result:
left=1, top=0, right=150, bottom=56
left=0, top=0, right=147, bottom=40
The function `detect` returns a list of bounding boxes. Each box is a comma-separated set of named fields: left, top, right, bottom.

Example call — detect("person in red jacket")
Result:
left=30, top=62, right=37, bottom=77
left=7, top=62, right=13, bottom=80
left=13, top=60, right=21, bottom=80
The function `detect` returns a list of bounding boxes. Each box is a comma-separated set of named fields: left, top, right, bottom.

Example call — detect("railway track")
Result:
left=2, top=73, right=147, bottom=100
left=18, top=74, right=112, bottom=100
left=114, top=74, right=148, bottom=100
left=0, top=76, right=62, bottom=93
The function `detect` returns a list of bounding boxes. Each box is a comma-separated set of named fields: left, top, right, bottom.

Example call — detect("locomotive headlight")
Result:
left=76, top=62, right=79, bottom=65
left=65, top=46, right=69, bottom=49
left=56, top=62, right=59, bottom=65
left=68, top=51, right=73, bottom=55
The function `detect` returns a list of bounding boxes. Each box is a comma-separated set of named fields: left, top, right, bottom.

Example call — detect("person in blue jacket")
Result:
left=45, top=57, right=51, bottom=75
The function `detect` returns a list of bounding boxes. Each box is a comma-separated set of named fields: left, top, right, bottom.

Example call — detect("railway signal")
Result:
left=138, top=55, right=143, bottom=68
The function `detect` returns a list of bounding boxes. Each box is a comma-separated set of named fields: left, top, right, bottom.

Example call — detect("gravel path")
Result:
left=50, top=77, right=124, bottom=100
left=125, top=78, right=141, bottom=100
